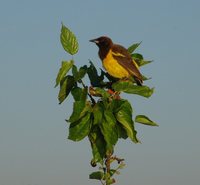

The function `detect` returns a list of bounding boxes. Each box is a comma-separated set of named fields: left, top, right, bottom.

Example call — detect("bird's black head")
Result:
left=90, top=36, right=113, bottom=49
left=90, top=36, right=113, bottom=60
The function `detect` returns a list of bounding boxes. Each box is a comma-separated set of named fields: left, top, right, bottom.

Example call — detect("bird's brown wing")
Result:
left=112, top=44, right=143, bottom=85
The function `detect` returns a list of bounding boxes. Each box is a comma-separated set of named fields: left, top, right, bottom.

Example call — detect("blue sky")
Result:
left=0, top=0, right=200, bottom=185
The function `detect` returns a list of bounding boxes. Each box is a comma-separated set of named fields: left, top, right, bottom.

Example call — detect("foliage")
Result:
left=55, top=24, right=158, bottom=185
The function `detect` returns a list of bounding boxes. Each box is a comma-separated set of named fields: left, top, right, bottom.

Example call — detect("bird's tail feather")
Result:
left=134, top=76, right=143, bottom=86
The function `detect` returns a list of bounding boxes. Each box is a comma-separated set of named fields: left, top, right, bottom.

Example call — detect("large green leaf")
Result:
left=58, top=75, right=75, bottom=104
left=110, top=99, right=126, bottom=113
left=135, top=115, right=158, bottom=126
left=112, top=81, right=154, bottom=98
left=87, top=61, right=104, bottom=87
left=68, top=112, right=91, bottom=141
left=116, top=123, right=128, bottom=139
left=60, top=24, right=79, bottom=55
left=111, top=99, right=134, bottom=140
left=115, top=101, right=139, bottom=143
left=127, top=42, right=142, bottom=54
left=71, top=87, right=88, bottom=101
left=92, top=102, right=103, bottom=125
left=100, top=110, right=118, bottom=153
left=55, top=60, right=74, bottom=87
left=89, top=171, right=104, bottom=180
left=69, top=100, right=91, bottom=123
left=89, top=126, right=106, bottom=163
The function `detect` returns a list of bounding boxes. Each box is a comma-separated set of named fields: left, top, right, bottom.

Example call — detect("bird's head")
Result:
left=90, top=36, right=113, bottom=49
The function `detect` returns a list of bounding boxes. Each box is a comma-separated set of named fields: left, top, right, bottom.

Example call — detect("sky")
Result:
left=0, top=0, right=200, bottom=185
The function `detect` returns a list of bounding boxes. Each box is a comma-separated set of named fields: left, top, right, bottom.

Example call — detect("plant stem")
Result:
left=105, top=153, right=112, bottom=185
left=80, top=80, right=96, bottom=105
left=105, top=154, right=111, bottom=174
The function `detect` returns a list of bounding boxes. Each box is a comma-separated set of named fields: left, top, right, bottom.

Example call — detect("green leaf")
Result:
left=138, top=60, right=153, bottom=67
left=89, top=126, right=106, bottom=163
left=100, top=109, right=118, bottom=153
left=116, top=123, right=128, bottom=139
left=112, top=81, right=154, bottom=98
left=133, top=59, right=153, bottom=67
left=131, top=53, right=143, bottom=60
left=131, top=53, right=153, bottom=67
left=93, top=103, right=103, bottom=125
left=58, top=75, right=75, bottom=104
left=89, top=171, right=104, bottom=180
left=69, top=100, right=90, bottom=123
left=87, top=61, right=104, bottom=87
left=71, top=87, right=88, bottom=101
left=72, top=65, right=88, bottom=82
left=127, top=42, right=142, bottom=54
left=72, top=65, right=78, bottom=77
left=110, top=100, right=129, bottom=140
left=135, top=115, right=158, bottom=126
left=142, top=75, right=151, bottom=81
left=60, top=24, right=79, bottom=55
left=55, top=60, right=74, bottom=87
left=115, top=100, right=139, bottom=143
left=110, top=99, right=126, bottom=113
left=68, top=112, right=91, bottom=141
left=74, top=65, right=87, bottom=81
left=76, top=65, right=87, bottom=81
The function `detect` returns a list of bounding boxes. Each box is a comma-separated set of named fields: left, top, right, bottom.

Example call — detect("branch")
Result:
left=80, top=80, right=96, bottom=105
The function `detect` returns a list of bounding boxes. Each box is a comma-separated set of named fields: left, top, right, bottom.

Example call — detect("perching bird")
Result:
left=90, top=36, right=143, bottom=86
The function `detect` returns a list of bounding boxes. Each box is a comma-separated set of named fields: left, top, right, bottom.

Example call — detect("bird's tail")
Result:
left=134, top=76, right=143, bottom=86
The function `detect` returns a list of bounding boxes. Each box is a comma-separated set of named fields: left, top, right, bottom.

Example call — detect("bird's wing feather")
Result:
left=112, top=44, right=142, bottom=80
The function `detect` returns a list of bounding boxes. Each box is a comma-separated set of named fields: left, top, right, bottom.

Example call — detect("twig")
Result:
left=80, top=80, right=96, bottom=105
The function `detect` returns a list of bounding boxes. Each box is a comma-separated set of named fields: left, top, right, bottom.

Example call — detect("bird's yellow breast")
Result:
left=102, top=50, right=130, bottom=78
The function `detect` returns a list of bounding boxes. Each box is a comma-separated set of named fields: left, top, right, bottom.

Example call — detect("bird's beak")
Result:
left=89, top=38, right=99, bottom=44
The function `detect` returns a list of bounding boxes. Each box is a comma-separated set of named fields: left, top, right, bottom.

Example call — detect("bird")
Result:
left=90, top=36, right=143, bottom=86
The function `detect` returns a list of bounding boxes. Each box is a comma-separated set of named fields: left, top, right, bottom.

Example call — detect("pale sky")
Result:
left=0, top=0, right=200, bottom=185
